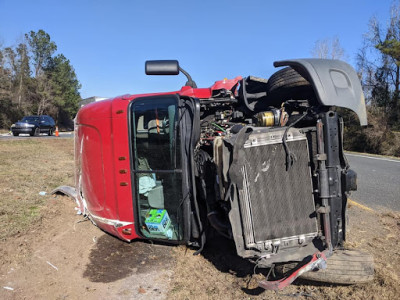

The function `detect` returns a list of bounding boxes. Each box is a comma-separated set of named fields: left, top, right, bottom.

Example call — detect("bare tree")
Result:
left=357, top=2, right=400, bottom=124
left=311, top=37, right=345, bottom=60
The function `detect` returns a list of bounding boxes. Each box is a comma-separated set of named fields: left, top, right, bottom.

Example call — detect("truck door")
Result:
left=129, top=94, right=192, bottom=243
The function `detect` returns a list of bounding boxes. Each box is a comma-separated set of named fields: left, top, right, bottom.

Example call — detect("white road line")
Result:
left=345, top=153, right=400, bottom=163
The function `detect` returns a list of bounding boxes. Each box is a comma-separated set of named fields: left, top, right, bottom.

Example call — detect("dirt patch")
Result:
left=84, top=234, right=173, bottom=283
left=0, top=196, right=174, bottom=300
left=0, top=139, right=174, bottom=299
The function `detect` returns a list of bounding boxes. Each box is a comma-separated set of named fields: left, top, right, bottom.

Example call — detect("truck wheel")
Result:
left=13, top=132, right=18, bottom=136
left=280, top=250, right=374, bottom=284
left=266, top=67, right=314, bottom=102
left=48, top=128, right=53, bottom=136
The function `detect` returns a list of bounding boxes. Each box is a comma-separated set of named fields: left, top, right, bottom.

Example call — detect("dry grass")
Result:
left=169, top=207, right=400, bottom=300
left=1, top=138, right=399, bottom=299
left=0, top=138, right=74, bottom=240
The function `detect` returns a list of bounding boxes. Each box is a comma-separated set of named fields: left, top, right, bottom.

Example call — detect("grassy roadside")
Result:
left=344, top=150, right=400, bottom=161
left=0, top=129, right=10, bottom=134
left=1, top=137, right=399, bottom=299
left=0, top=139, right=74, bottom=240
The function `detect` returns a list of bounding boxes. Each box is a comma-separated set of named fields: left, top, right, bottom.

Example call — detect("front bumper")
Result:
left=11, top=127, right=35, bottom=134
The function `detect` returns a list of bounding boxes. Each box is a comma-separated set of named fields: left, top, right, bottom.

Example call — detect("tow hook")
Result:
left=258, top=252, right=328, bottom=290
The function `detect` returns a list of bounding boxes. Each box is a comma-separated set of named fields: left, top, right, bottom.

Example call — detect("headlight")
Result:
left=11, top=124, right=15, bottom=127
left=26, top=124, right=35, bottom=127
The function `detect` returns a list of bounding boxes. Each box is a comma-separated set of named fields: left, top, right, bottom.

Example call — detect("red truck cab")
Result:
left=75, top=77, right=241, bottom=242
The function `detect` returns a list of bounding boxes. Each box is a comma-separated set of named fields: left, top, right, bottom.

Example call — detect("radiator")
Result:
left=237, top=128, right=318, bottom=251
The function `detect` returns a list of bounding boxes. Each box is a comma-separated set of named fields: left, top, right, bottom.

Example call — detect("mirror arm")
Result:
left=179, top=67, right=197, bottom=88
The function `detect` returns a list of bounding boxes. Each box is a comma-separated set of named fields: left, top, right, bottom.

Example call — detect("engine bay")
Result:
left=193, top=75, right=331, bottom=263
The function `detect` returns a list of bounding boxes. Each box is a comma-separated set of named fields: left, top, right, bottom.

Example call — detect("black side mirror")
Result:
left=145, top=60, right=197, bottom=88
left=145, top=60, right=180, bottom=75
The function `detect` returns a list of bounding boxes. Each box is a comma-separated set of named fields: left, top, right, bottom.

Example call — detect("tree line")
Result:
left=311, top=4, right=400, bottom=156
left=0, top=29, right=81, bottom=129
left=351, top=3, right=400, bottom=156
left=1, top=6, right=400, bottom=155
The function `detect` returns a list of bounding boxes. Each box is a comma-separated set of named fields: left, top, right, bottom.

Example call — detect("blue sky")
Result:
left=0, top=0, right=394, bottom=99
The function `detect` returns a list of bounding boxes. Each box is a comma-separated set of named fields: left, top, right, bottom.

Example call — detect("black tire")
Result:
left=48, top=128, right=53, bottom=136
left=266, top=67, right=314, bottom=102
left=31, top=127, right=40, bottom=136
left=12, top=132, right=18, bottom=136
left=280, top=250, right=374, bottom=285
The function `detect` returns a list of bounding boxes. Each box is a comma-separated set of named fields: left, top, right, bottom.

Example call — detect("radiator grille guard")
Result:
left=228, top=127, right=318, bottom=253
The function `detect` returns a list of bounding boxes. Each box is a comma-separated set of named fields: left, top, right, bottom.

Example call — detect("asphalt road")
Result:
left=0, top=132, right=73, bottom=140
left=346, top=153, right=400, bottom=212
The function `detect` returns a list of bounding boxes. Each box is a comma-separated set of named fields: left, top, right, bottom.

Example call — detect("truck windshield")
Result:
left=131, top=96, right=183, bottom=241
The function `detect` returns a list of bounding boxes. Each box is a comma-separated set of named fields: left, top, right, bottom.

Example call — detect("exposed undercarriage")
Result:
left=183, top=61, right=367, bottom=288
left=194, top=73, right=348, bottom=259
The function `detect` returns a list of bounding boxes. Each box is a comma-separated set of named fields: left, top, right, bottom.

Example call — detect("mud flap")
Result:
left=51, top=185, right=81, bottom=213
left=51, top=185, right=78, bottom=200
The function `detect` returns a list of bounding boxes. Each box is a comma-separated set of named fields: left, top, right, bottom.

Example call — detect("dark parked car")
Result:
left=11, top=115, right=56, bottom=136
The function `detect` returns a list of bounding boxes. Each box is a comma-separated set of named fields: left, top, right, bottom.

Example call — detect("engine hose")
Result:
left=282, top=112, right=309, bottom=171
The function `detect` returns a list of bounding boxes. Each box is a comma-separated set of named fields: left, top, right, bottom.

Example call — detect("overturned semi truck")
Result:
left=63, top=59, right=373, bottom=289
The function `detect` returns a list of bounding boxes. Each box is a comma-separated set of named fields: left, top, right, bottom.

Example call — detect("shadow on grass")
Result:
left=83, top=234, right=173, bottom=283
left=200, top=232, right=273, bottom=296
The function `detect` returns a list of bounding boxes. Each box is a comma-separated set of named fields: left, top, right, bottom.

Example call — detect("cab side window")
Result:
left=131, top=96, right=183, bottom=241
